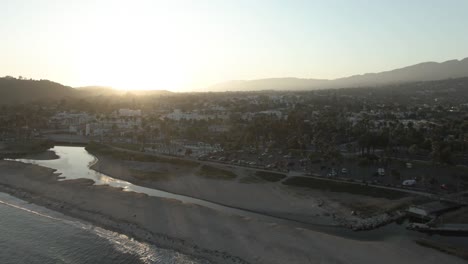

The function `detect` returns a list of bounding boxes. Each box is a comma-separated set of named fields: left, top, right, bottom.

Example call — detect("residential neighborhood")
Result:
left=2, top=77, right=468, bottom=196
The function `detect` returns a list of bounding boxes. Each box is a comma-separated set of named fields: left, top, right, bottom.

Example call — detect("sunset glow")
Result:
left=2, top=1, right=468, bottom=263
left=2, top=0, right=468, bottom=91
left=71, top=1, right=202, bottom=91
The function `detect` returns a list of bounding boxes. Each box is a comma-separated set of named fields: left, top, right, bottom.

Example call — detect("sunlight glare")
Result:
left=72, top=1, right=198, bottom=92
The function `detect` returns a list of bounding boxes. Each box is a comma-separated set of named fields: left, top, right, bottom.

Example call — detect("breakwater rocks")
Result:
left=337, top=211, right=406, bottom=231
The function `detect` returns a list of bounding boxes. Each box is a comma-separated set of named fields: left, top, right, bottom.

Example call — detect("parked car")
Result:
left=341, top=168, right=348, bottom=174
left=402, top=179, right=416, bottom=186
left=406, top=162, right=413, bottom=169
left=440, top=184, right=449, bottom=190
left=377, top=168, right=385, bottom=176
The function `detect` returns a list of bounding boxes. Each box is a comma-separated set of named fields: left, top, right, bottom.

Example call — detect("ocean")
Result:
left=0, top=193, right=208, bottom=264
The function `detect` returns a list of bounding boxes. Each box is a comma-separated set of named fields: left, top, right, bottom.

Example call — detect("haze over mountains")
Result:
left=0, top=78, right=75, bottom=104
left=209, top=57, right=468, bottom=91
left=1, top=57, right=468, bottom=104
left=0, top=79, right=172, bottom=104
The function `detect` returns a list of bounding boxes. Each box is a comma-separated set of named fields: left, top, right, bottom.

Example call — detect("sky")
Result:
left=1, top=0, right=468, bottom=92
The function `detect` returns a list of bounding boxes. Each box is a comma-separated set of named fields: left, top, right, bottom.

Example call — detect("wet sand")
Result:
left=0, top=160, right=465, bottom=264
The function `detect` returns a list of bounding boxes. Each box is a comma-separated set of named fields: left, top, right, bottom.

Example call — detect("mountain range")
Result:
left=0, top=79, right=171, bottom=104
left=1, top=57, right=468, bottom=104
left=208, top=57, right=468, bottom=91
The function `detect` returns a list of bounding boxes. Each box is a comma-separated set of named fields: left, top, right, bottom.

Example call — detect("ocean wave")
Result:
left=0, top=192, right=208, bottom=264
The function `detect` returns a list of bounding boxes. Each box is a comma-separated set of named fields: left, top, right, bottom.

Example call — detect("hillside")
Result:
left=0, top=79, right=173, bottom=105
left=2, top=57, right=467, bottom=102
left=334, top=57, right=468, bottom=87
left=0, top=77, right=76, bottom=104
left=208, top=78, right=329, bottom=92
left=209, top=57, right=468, bottom=91
left=76, top=86, right=120, bottom=97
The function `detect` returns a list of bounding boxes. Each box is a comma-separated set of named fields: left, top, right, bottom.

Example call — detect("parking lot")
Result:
left=199, top=149, right=468, bottom=194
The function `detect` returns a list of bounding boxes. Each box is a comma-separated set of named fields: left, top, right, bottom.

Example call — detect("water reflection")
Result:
left=17, top=146, right=165, bottom=194
left=14, top=146, right=283, bottom=222
left=19, top=146, right=457, bottom=242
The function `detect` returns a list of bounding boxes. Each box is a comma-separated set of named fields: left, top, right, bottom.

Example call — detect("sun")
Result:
left=71, top=2, right=198, bottom=92
left=77, top=57, right=190, bottom=92
left=74, top=39, right=193, bottom=92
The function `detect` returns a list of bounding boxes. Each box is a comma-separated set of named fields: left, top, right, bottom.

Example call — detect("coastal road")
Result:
left=107, top=144, right=442, bottom=199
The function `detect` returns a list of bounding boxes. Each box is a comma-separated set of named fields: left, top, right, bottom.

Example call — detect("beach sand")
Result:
left=91, top=154, right=414, bottom=227
left=0, top=160, right=465, bottom=264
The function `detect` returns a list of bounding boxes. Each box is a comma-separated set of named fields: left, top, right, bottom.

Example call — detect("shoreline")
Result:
left=91, top=159, right=406, bottom=233
left=0, top=164, right=247, bottom=264
left=1, top=159, right=466, bottom=264
left=0, top=185, right=235, bottom=263
left=88, top=153, right=340, bottom=226
left=90, top=156, right=342, bottom=229
left=89, top=150, right=413, bottom=232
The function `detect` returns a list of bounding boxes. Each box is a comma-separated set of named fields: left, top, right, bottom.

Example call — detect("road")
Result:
left=105, top=144, right=453, bottom=199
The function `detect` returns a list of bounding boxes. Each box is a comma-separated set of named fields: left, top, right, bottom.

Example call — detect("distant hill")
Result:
left=121, top=90, right=173, bottom=96
left=209, top=57, right=468, bottom=91
left=2, top=57, right=467, bottom=103
left=76, top=86, right=120, bottom=96
left=76, top=86, right=172, bottom=96
left=0, top=79, right=173, bottom=105
left=0, top=77, right=76, bottom=104
left=208, top=78, right=329, bottom=92
left=76, top=87, right=172, bottom=97
left=333, top=57, right=468, bottom=87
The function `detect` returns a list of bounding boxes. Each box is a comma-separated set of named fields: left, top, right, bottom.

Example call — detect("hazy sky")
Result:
left=1, top=0, right=468, bottom=91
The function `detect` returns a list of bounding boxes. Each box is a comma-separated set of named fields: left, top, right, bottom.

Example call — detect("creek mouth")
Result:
left=10, top=145, right=457, bottom=243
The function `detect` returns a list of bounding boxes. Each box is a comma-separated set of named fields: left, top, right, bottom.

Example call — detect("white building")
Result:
left=118, top=109, right=142, bottom=117
left=49, top=112, right=93, bottom=132
left=165, top=109, right=220, bottom=121
left=241, top=110, right=283, bottom=121
left=145, top=140, right=222, bottom=157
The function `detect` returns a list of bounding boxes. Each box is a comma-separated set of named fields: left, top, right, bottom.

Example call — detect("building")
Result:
left=407, top=201, right=460, bottom=220
left=164, top=109, right=224, bottom=121
left=118, top=109, right=142, bottom=117
left=49, top=112, right=93, bottom=132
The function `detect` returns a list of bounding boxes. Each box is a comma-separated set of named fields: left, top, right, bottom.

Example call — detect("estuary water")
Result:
left=9, top=146, right=422, bottom=240
left=9, top=145, right=468, bottom=253
left=13, top=146, right=339, bottom=232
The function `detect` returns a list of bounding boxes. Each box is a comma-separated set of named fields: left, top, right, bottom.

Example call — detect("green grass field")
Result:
left=196, top=165, right=237, bottom=180
left=255, top=171, right=286, bottom=182
left=86, top=142, right=199, bottom=167
left=282, top=176, right=407, bottom=199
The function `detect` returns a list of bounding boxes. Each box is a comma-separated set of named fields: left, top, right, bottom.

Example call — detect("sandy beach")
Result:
left=0, top=159, right=465, bottom=264
left=90, top=152, right=414, bottom=228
